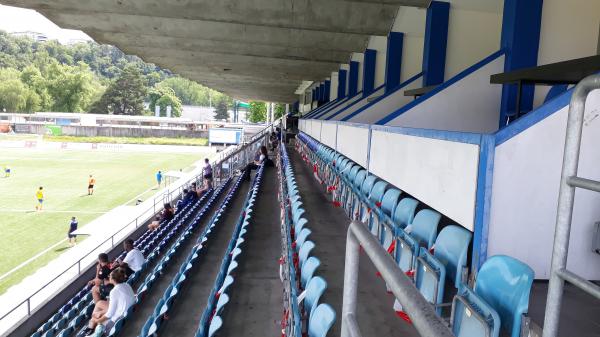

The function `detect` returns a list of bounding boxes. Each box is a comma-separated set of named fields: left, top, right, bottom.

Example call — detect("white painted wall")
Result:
left=533, top=0, right=600, bottom=108
left=391, top=6, right=426, bottom=83
left=330, top=72, right=339, bottom=101
left=336, top=124, right=369, bottom=168
left=445, top=1, right=503, bottom=79
left=351, top=53, right=365, bottom=93
left=320, top=121, right=337, bottom=149
left=488, top=89, right=600, bottom=279
left=401, top=36, right=424, bottom=82
left=315, top=93, right=362, bottom=120
left=385, top=54, right=504, bottom=133
left=340, top=63, right=350, bottom=96
left=367, top=36, right=388, bottom=88
left=347, top=78, right=421, bottom=124
left=369, top=130, right=480, bottom=230
left=329, top=86, right=386, bottom=121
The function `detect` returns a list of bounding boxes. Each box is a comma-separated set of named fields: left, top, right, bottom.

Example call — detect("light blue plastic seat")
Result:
left=451, top=286, right=501, bottom=337
left=308, top=304, right=336, bottom=337
left=227, top=260, right=239, bottom=274
left=294, top=218, right=308, bottom=237
left=392, top=198, right=419, bottom=228
left=208, top=316, right=223, bottom=337
left=215, top=293, right=230, bottom=315
left=475, top=255, right=534, bottom=337
left=395, top=209, right=441, bottom=273
left=301, top=257, right=321, bottom=289
left=296, top=228, right=312, bottom=250
left=218, top=275, right=234, bottom=295
left=293, top=208, right=306, bottom=225
left=377, top=188, right=402, bottom=247
left=304, top=276, right=327, bottom=319
left=298, top=241, right=316, bottom=269
left=367, top=181, right=388, bottom=233
left=231, top=247, right=242, bottom=260
left=415, top=225, right=472, bottom=313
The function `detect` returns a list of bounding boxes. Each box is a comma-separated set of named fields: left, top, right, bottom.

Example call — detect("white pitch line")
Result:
left=0, top=238, right=69, bottom=282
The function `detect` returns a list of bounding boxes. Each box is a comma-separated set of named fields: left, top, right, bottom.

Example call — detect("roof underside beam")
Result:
left=0, top=0, right=419, bottom=102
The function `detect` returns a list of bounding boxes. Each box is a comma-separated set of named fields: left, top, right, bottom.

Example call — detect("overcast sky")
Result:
left=0, top=5, right=91, bottom=43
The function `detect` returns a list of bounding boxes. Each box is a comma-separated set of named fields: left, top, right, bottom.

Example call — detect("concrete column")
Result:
left=422, top=1, right=450, bottom=87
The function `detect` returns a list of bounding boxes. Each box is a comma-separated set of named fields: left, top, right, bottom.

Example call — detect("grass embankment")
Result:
left=45, top=135, right=208, bottom=146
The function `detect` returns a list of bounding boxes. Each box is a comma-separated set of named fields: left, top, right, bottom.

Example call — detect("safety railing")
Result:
left=542, top=74, right=600, bottom=337
left=341, top=220, right=453, bottom=337
left=0, top=119, right=281, bottom=332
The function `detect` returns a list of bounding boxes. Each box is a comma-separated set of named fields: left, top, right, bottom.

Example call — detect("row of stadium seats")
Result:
left=135, top=175, right=244, bottom=337
left=278, top=144, right=336, bottom=337
left=31, top=186, right=217, bottom=337
left=106, top=177, right=233, bottom=337
left=203, top=163, right=266, bottom=337
left=295, top=132, right=536, bottom=337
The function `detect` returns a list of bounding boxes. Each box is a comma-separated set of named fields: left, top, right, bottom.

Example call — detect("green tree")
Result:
left=274, top=103, right=286, bottom=120
left=248, top=101, right=267, bottom=123
left=148, top=86, right=182, bottom=117
left=0, top=79, right=27, bottom=112
left=89, top=65, right=146, bottom=115
left=42, top=60, right=101, bottom=112
left=20, top=65, right=53, bottom=110
left=213, top=98, right=229, bottom=120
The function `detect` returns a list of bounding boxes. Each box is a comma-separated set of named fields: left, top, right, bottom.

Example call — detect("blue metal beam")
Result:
left=349, top=61, right=360, bottom=97
left=422, top=1, right=449, bottom=86
left=385, top=32, right=404, bottom=93
left=498, top=0, right=543, bottom=127
left=338, top=69, right=348, bottom=99
left=363, top=49, right=377, bottom=97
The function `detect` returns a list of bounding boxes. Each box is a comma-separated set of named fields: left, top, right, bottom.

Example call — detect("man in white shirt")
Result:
left=83, top=268, right=135, bottom=336
left=117, top=239, right=145, bottom=276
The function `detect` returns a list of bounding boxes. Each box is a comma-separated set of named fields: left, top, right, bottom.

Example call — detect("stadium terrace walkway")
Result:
left=288, top=146, right=419, bottom=337
left=119, top=181, right=249, bottom=337
left=217, top=166, right=283, bottom=336
left=157, top=180, right=251, bottom=337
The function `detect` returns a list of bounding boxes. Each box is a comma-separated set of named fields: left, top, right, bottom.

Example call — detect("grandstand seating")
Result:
left=138, top=174, right=245, bottom=337
left=32, top=185, right=222, bottom=337
left=197, top=164, right=265, bottom=337
left=277, top=143, right=336, bottom=337
left=295, top=131, right=537, bottom=336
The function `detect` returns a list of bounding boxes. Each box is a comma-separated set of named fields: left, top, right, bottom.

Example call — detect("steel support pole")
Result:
left=341, top=221, right=453, bottom=337
left=341, top=225, right=360, bottom=337
left=542, top=74, right=600, bottom=337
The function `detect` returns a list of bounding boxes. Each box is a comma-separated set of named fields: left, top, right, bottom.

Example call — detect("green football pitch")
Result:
left=0, top=147, right=208, bottom=294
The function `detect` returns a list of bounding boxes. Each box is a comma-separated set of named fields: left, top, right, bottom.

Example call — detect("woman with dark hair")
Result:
left=82, top=268, right=135, bottom=336
left=243, top=146, right=268, bottom=180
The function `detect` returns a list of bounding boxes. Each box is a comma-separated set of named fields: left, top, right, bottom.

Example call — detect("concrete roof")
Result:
left=0, top=0, right=431, bottom=102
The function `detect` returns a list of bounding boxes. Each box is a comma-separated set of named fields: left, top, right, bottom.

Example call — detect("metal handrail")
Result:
left=0, top=120, right=280, bottom=326
left=341, top=220, right=453, bottom=337
left=542, top=74, right=600, bottom=337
